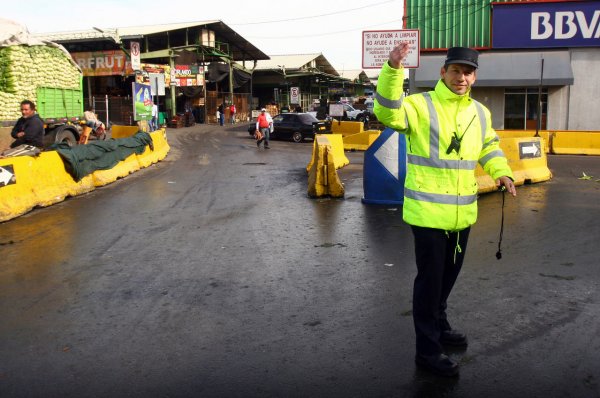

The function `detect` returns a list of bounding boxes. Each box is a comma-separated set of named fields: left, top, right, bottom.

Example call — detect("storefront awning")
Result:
left=413, top=50, right=574, bottom=88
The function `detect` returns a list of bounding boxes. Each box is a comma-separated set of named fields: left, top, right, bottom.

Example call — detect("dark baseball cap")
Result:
left=444, top=47, right=479, bottom=68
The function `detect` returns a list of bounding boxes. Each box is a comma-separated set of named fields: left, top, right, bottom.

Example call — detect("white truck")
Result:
left=342, top=103, right=368, bottom=121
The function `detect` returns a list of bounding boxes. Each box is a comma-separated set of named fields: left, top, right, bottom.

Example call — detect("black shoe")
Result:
left=415, top=353, right=459, bottom=377
left=440, top=329, right=468, bottom=347
left=264, top=145, right=270, bottom=149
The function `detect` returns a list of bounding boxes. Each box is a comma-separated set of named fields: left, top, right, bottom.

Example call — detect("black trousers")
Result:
left=411, top=225, right=471, bottom=356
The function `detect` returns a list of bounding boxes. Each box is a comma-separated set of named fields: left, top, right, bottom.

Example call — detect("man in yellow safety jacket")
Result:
left=374, top=43, right=517, bottom=377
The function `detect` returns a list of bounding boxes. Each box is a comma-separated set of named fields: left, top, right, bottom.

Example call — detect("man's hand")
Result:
left=496, top=176, right=516, bottom=196
left=388, top=42, right=411, bottom=69
left=16, top=131, right=25, bottom=138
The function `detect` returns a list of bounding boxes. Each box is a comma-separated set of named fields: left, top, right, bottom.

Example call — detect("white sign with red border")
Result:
left=130, top=42, right=141, bottom=71
left=362, top=29, right=420, bottom=69
left=290, top=87, right=300, bottom=104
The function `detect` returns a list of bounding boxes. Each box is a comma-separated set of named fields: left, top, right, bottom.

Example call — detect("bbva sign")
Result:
left=493, top=2, right=600, bottom=48
left=532, top=11, right=600, bottom=40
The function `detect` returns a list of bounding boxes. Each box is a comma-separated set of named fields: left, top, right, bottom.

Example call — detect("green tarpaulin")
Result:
left=52, top=131, right=153, bottom=181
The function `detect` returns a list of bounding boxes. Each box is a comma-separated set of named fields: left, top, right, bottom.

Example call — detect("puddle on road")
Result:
left=539, top=273, right=576, bottom=281
left=315, top=242, right=347, bottom=248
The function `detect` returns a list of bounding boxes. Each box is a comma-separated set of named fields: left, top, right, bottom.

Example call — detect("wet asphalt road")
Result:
left=1, top=124, right=599, bottom=398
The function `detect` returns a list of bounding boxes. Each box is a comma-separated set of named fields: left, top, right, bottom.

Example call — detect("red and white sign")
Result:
left=130, top=42, right=141, bottom=71
left=362, top=29, right=420, bottom=69
left=290, top=87, right=300, bottom=104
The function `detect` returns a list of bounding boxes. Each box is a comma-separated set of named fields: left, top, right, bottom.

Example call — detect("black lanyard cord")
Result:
left=496, top=187, right=506, bottom=260
left=458, top=114, right=477, bottom=142
left=447, top=115, right=477, bottom=155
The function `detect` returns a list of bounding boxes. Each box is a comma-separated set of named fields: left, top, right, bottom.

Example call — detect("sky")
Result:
left=3, top=0, right=404, bottom=75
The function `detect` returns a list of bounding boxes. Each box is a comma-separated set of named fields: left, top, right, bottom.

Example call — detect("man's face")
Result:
left=20, top=104, right=35, bottom=118
left=440, top=64, right=477, bottom=95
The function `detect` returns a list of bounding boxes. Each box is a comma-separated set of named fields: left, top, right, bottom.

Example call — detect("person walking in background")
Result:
left=229, top=103, right=236, bottom=124
left=151, top=102, right=158, bottom=131
left=10, top=100, right=44, bottom=148
left=374, top=43, right=517, bottom=377
left=218, top=103, right=224, bottom=126
left=255, top=108, right=272, bottom=149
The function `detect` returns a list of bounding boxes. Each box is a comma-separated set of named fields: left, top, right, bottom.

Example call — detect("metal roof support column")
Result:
left=228, top=59, right=234, bottom=107
left=169, top=51, right=177, bottom=117
left=202, top=53, right=207, bottom=125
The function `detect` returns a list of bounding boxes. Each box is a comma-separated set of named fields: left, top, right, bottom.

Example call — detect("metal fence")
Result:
left=84, top=96, right=135, bottom=127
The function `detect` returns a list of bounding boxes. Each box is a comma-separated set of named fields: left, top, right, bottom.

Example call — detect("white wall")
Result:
left=567, top=49, right=600, bottom=131
left=547, top=86, right=569, bottom=130
left=472, top=88, right=505, bottom=130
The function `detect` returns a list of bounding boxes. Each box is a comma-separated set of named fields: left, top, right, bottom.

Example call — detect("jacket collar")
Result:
left=434, top=79, right=472, bottom=102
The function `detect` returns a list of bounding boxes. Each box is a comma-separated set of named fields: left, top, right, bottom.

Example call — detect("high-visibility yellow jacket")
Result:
left=374, top=62, right=513, bottom=231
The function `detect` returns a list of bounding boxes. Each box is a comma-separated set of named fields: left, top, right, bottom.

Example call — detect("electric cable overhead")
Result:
left=246, top=18, right=403, bottom=40
left=230, top=0, right=397, bottom=26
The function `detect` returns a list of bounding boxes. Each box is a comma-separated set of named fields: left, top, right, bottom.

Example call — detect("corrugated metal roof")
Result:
left=117, top=21, right=221, bottom=37
left=254, top=53, right=338, bottom=76
left=32, top=20, right=269, bottom=61
left=32, top=20, right=222, bottom=42
left=339, top=69, right=370, bottom=82
left=255, top=54, right=319, bottom=69
left=32, top=29, right=117, bottom=42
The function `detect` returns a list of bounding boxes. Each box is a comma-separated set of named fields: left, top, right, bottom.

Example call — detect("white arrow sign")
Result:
left=0, top=166, right=14, bottom=186
left=522, top=143, right=540, bottom=156
left=374, top=131, right=400, bottom=180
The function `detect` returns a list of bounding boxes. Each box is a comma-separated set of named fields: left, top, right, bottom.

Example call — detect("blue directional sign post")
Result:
left=362, top=128, right=407, bottom=205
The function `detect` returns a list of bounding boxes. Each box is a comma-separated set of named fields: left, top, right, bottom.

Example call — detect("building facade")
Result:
left=35, top=21, right=269, bottom=125
left=405, top=0, right=600, bottom=131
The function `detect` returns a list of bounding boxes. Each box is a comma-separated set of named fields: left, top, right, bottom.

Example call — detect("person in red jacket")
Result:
left=255, top=108, right=273, bottom=149
left=229, top=104, right=236, bottom=124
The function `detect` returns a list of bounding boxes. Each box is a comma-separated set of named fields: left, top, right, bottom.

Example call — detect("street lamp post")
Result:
left=277, top=65, right=287, bottom=108
left=316, top=77, right=320, bottom=99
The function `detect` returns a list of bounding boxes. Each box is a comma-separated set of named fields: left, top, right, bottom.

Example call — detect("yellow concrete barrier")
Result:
left=551, top=131, right=600, bottom=155
left=93, top=129, right=169, bottom=186
left=0, top=130, right=170, bottom=222
left=137, top=129, right=170, bottom=167
left=497, top=130, right=551, bottom=153
left=343, top=130, right=381, bottom=151
left=92, top=153, right=141, bottom=187
left=307, top=135, right=344, bottom=198
left=476, top=136, right=552, bottom=193
left=111, top=125, right=140, bottom=139
left=306, top=134, right=349, bottom=172
left=330, top=120, right=364, bottom=136
left=0, top=152, right=95, bottom=222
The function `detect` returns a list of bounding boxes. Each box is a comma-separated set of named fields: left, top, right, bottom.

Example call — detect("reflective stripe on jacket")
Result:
left=374, top=62, right=513, bottom=231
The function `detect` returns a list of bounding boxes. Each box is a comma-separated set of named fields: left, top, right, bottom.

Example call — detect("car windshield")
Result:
left=297, top=114, right=318, bottom=123
left=273, top=115, right=285, bottom=123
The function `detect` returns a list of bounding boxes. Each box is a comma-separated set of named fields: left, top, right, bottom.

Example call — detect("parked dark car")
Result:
left=248, top=113, right=330, bottom=143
